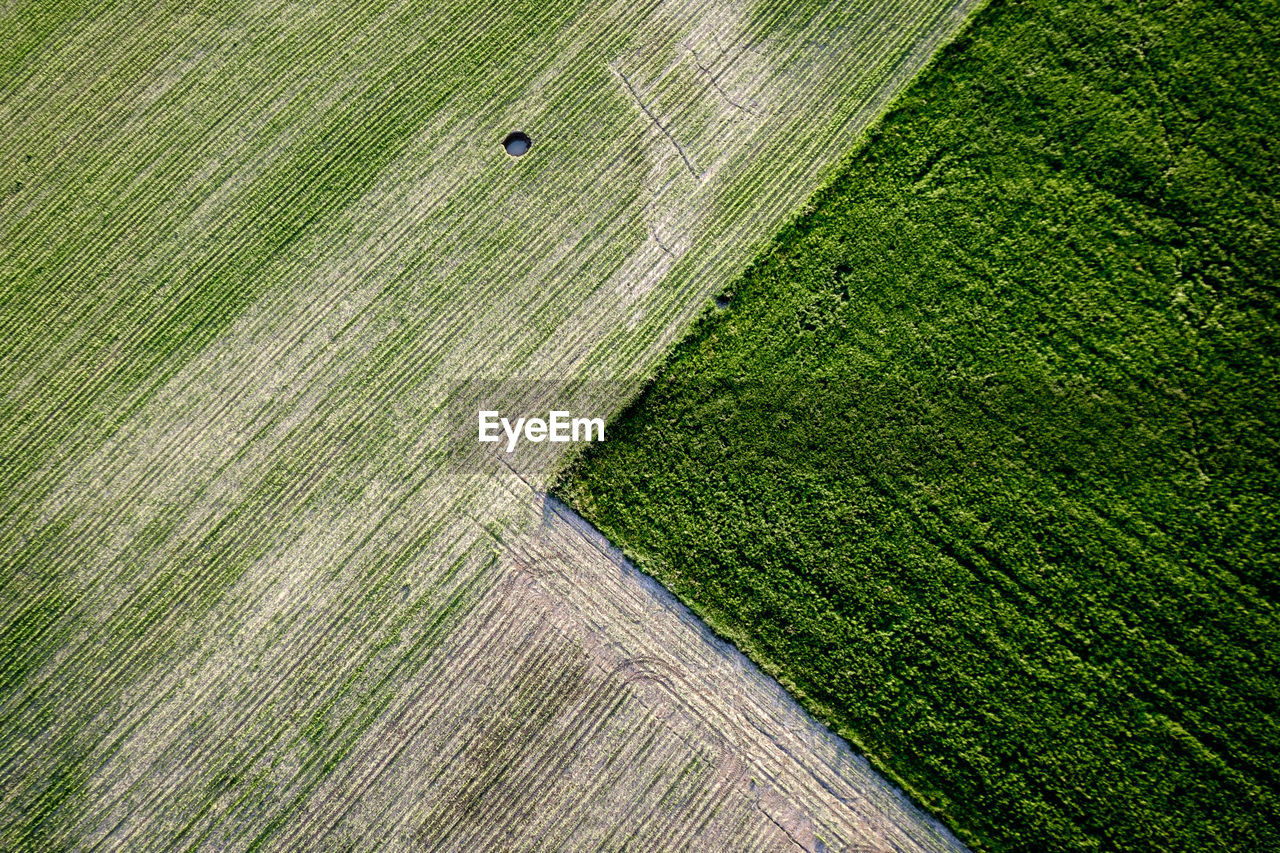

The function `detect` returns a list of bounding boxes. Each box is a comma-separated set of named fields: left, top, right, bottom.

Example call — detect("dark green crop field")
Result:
left=556, top=0, right=1280, bottom=850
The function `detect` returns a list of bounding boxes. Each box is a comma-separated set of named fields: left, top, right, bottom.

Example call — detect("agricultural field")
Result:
left=558, top=0, right=1280, bottom=850
left=0, top=0, right=982, bottom=849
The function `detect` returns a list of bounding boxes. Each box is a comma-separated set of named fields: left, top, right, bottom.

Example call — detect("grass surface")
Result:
left=557, top=0, right=1280, bottom=850
left=0, top=0, right=980, bottom=848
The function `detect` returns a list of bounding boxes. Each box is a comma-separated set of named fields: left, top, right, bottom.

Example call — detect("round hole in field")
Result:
left=715, top=295, right=731, bottom=309
left=502, top=131, right=531, bottom=157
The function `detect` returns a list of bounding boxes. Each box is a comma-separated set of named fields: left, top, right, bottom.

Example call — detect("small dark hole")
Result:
left=503, top=131, right=531, bottom=157
left=715, top=295, right=731, bottom=309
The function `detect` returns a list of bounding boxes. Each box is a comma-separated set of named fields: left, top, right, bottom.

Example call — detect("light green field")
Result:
left=1, top=0, right=978, bottom=848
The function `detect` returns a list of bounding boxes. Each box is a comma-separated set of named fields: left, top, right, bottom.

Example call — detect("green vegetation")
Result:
left=2, top=0, right=982, bottom=847
left=557, top=0, right=1280, bottom=849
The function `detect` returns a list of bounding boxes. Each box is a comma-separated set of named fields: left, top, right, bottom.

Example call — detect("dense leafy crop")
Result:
left=558, top=0, right=1280, bottom=850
